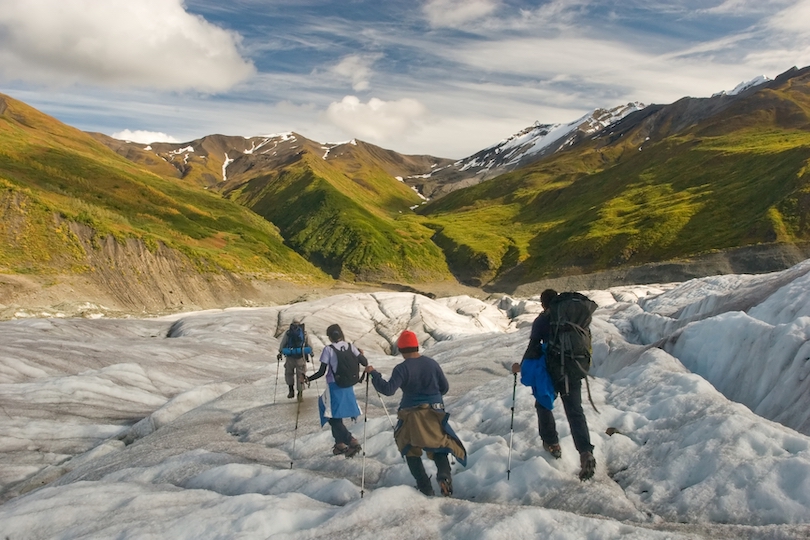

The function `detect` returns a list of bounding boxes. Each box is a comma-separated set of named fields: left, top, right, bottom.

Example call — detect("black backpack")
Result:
left=545, top=292, right=598, bottom=385
left=330, top=344, right=361, bottom=388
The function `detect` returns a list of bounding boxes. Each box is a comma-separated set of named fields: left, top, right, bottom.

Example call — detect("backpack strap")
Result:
left=582, top=371, right=599, bottom=414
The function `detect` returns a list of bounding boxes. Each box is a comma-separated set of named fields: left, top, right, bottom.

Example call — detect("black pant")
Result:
left=535, top=377, right=593, bottom=454
left=406, top=453, right=451, bottom=492
left=328, top=418, right=353, bottom=445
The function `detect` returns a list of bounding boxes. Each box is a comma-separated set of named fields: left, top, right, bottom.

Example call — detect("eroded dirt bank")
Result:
left=3, top=236, right=808, bottom=319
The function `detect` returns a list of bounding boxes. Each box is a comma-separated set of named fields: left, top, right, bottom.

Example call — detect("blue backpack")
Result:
left=282, top=323, right=312, bottom=357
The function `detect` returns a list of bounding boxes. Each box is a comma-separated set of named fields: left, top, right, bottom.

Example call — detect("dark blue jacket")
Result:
left=523, top=311, right=550, bottom=360
left=370, top=355, right=449, bottom=409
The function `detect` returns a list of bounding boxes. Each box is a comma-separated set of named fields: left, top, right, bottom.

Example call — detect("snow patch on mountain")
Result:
left=222, top=153, right=234, bottom=181
left=409, top=102, right=645, bottom=189
left=321, top=140, right=354, bottom=160
left=243, top=137, right=278, bottom=155
left=712, top=75, right=771, bottom=97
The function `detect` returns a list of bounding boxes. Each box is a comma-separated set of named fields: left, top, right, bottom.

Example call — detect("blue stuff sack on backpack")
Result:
left=520, top=354, right=556, bottom=410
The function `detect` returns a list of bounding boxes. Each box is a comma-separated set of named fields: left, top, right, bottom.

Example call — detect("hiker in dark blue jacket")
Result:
left=512, top=289, right=596, bottom=480
left=365, top=330, right=466, bottom=497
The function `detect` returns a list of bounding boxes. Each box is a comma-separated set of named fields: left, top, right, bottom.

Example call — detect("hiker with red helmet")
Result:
left=365, top=330, right=467, bottom=497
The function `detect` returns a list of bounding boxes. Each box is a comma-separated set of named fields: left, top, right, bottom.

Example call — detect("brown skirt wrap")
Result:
left=394, top=404, right=467, bottom=465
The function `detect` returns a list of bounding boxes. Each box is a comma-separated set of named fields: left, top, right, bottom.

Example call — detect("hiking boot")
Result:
left=579, top=451, right=596, bottom=481
left=415, top=477, right=435, bottom=496
left=332, top=443, right=349, bottom=455
left=416, top=484, right=435, bottom=496
left=287, top=386, right=295, bottom=399
left=438, top=477, right=453, bottom=497
left=543, top=442, right=562, bottom=459
left=344, top=438, right=362, bottom=458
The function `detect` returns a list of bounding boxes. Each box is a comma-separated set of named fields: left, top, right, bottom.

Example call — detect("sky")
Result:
left=1, top=1, right=810, bottom=158
left=1, top=262, right=810, bottom=538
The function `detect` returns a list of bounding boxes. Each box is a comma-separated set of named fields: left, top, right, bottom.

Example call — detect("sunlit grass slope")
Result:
left=0, top=93, right=325, bottom=281
left=223, top=149, right=452, bottom=281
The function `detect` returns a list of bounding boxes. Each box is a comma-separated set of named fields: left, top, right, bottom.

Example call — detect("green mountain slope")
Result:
left=96, top=132, right=454, bottom=282
left=0, top=93, right=324, bottom=285
left=421, top=66, right=810, bottom=286
left=220, top=140, right=452, bottom=281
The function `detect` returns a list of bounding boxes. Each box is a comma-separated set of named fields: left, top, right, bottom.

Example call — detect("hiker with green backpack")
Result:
left=511, top=289, right=598, bottom=481
left=307, top=323, right=368, bottom=458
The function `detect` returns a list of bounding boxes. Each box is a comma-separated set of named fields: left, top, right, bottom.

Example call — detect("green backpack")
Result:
left=545, top=292, right=598, bottom=386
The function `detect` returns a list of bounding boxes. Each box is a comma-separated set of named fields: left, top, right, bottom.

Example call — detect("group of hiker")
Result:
left=275, top=288, right=598, bottom=497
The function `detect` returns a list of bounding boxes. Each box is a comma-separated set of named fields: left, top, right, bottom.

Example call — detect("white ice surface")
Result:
left=2, top=269, right=810, bottom=539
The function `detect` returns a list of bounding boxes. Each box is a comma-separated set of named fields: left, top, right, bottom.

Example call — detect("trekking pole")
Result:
left=361, top=375, right=369, bottom=498
left=374, top=386, right=405, bottom=462
left=375, top=389, right=395, bottom=431
left=290, top=392, right=302, bottom=469
left=507, top=372, right=517, bottom=480
left=273, top=354, right=281, bottom=404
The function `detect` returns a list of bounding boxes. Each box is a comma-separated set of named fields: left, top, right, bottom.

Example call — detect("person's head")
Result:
left=540, top=289, right=558, bottom=310
left=397, top=330, right=419, bottom=355
left=290, top=317, right=303, bottom=329
left=326, top=324, right=344, bottom=343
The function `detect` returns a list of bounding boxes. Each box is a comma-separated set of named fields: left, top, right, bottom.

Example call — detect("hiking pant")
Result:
left=284, top=355, right=307, bottom=387
left=535, top=377, right=594, bottom=454
left=406, top=452, right=451, bottom=493
left=328, top=418, right=354, bottom=446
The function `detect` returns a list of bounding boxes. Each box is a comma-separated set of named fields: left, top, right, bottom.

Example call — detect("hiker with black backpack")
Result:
left=365, top=330, right=467, bottom=497
left=307, top=324, right=368, bottom=458
left=511, top=289, right=598, bottom=481
left=278, top=318, right=313, bottom=401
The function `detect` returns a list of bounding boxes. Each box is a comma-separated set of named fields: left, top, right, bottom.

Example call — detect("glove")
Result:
left=277, top=353, right=282, bottom=361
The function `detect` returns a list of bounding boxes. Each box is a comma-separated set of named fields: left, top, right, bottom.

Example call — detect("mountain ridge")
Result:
left=405, top=102, right=646, bottom=199
left=92, top=130, right=455, bottom=282
left=418, top=65, right=810, bottom=286
left=3, top=65, right=810, bottom=308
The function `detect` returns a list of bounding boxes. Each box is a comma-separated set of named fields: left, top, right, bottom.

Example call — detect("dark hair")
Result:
left=540, top=289, right=558, bottom=309
left=399, top=346, right=419, bottom=354
left=326, top=324, right=344, bottom=343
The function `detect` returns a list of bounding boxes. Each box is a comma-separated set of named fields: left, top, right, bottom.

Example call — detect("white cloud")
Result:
left=111, top=129, right=179, bottom=144
left=331, top=54, right=382, bottom=91
left=738, top=0, right=810, bottom=72
left=432, top=34, right=789, bottom=105
left=767, top=0, right=810, bottom=36
left=423, top=0, right=500, bottom=28
left=0, top=0, right=255, bottom=92
left=325, top=96, right=428, bottom=142
left=700, top=0, right=762, bottom=15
